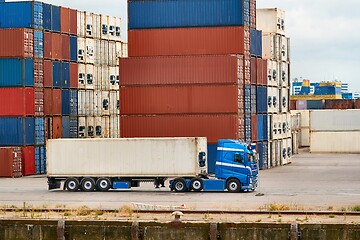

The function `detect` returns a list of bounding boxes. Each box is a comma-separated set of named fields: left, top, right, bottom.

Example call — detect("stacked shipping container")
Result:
left=121, top=0, right=266, bottom=173
left=256, top=8, right=292, bottom=168
left=0, top=1, right=127, bottom=177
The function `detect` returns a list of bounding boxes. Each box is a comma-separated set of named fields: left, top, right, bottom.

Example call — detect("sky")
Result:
left=8, top=0, right=360, bottom=92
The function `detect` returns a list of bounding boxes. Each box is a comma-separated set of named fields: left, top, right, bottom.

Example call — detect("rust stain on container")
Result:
left=70, top=62, right=78, bottom=88
left=43, top=60, right=53, bottom=87
left=0, top=88, right=34, bottom=116
left=44, top=88, right=61, bottom=115
left=120, top=55, right=244, bottom=86
left=52, top=116, right=62, bottom=139
left=129, top=27, right=249, bottom=57
left=120, top=114, right=244, bottom=144
left=120, top=85, right=241, bottom=115
left=52, top=33, right=62, bottom=60
left=0, top=28, right=33, bottom=58
left=0, top=147, right=22, bottom=178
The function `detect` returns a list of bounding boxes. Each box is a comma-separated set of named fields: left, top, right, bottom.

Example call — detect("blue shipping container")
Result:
left=69, top=117, right=78, bottom=138
left=43, top=3, right=51, bottom=30
left=35, top=146, right=41, bottom=174
left=40, top=146, right=46, bottom=174
left=250, top=28, right=262, bottom=57
left=207, top=144, right=217, bottom=174
left=244, top=85, right=251, bottom=114
left=62, top=116, right=70, bottom=138
left=257, top=141, right=268, bottom=170
left=256, top=86, right=268, bottom=113
left=61, top=89, right=70, bottom=115
left=0, top=1, right=43, bottom=29
left=0, top=58, right=34, bottom=87
left=52, top=61, right=61, bottom=88
left=0, top=117, right=34, bottom=146
left=244, top=113, right=251, bottom=143
left=70, top=36, right=78, bottom=62
left=35, top=117, right=44, bottom=146
left=128, top=0, right=250, bottom=29
left=69, top=89, right=78, bottom=116
left=61, top=62, right=70, bottom=88
left=51, top=5, right=60, bottom=32
left=34, top=30, right=44, bottom=58
left=306, top=100, right=324, bottom=110
left=263, top=114, right=268, bottom=141
left=250, top=85, right=257, bottom=114
left=257, top=114, right=264, bottom=141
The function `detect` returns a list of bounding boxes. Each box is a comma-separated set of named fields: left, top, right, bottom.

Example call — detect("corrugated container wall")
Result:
left=0, top=58, right=34, bottom=87
left=120, top=55, right=245, bottom=86
left=310, top=110, right=360, bottom=132
left=128, top=0, right=250, bottom=29
left=128, top=27, right=249, bottom=57
left=22, top=146, right=35, bottom=176
left=0, top=147, right=22, bottom=178
left=0, top=88, right=35, bottom=116
left=0, top=29, right=34, bottom=58
left=250, top=28, right=262, bottom=57
left=0, top=117, right=35, bottom=146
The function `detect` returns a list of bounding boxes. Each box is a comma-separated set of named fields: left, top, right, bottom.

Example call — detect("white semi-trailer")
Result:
left=47, top=137, right=258, bottom=192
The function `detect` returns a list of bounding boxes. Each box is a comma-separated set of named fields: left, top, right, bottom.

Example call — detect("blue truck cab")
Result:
left=170, top=139, right=258, bottom=193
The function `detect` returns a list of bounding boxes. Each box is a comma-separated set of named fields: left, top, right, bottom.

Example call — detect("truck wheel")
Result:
left=80, top=178, right=95, bottom=192
left=96, top=178, right=111, bottom=192
left=227, top=179, right=241, bottom=193
left=190, top=178, right=203, bottom=191
left=173, top=178, right=187, bottom=192
left=65, top=178, right=79, bottom=192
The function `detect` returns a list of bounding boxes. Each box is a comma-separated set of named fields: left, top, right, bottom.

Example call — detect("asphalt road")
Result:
left=0, top=149, right=359, bottom=211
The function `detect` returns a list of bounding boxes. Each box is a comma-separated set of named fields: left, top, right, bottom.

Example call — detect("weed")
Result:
left=327, top=206, right=334, bottom=211
left=329, top=214, right=335, bottom=218
left=95, top=210, right=104, bottom=216
left=63, top=212, right=71, bottom=217
left=352, top=205, right=360, bottom=212
left=255, top=219, right=262, bottom=223
left=268, top=203, right=290, bottom=211
left=22, top=202, right=27, bottom=217
left=76, top=206, right=91, bottom=216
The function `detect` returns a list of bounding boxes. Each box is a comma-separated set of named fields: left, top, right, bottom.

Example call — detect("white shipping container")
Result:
left=86, top=116, right=95, bottom=138
left=267, top=86, right=278, bottom=113
left=267, top=60, right=279, bottom=87
left=270, top=114, right=279, bottom=140
left=100, top=15, right=109, bottom=40
left=290, top=111, right=301, bottom=131
left=121, top=42, right=128, bottom=58
left=77, top=11, right=86, bottom=38
left=100, top=40, right=109, bottom=66
left=310, top=131, right=360, bottom=153
left=85, top=64, right=95, bottom=89
left=269, top=139, right=281, bottom=167
left=95, top=117, right=103, bottom=138
left=286, top=113, right=292, bottom=138
left=280, top=139, right=288, bottom=165
left=110, top=115, right=119, bottom=138
left=93, top=90, right=102, bottom=116
left=115, top=42, right=122, bottom=60
left=109, top=91, right=119, bottom=115
left=78, top=90, right=86, bottom=116
left=279, top=62, right=289, bottom=87
left=108, top=41, right=117, bottom=66
left=256, top=8, right=285, bottom=36
left=78, top=64, right=86, bottom=89
left=78, top=117, right=86, bottom=138
left=109, top=66, right=119, bottom=90
left=300, top=127, right=310, bottom=147
left=115, top=17, right=122, bottom=42
left=77, top=37, right=86, bottom=63
left=291, top=131, right=300, bottom=155
left=310, top=110, right=360, bottom=132
left=94, top=66, right=102, bottom=90
left=93, top=39, right=101, bottom=65
left=93, top=14, right=101, bottom=39
left=298, top=110, right=310, bottom=128
left=262, top=33, right=280, bottom=61
left=280, top=87, right=289, bottom=113
left=286, top=137, right=292, bottom=163
left=108, top=16, right=116, bottom=41
left=102, top=116, right=110, bottom=138
left=85, top=38, right=95, bottom=64
left=280, top=36, right=290, bottom=62
left=102, top=91, right=110, bottom=116
left=101, top=66, right=110, bottom=90
left=85, top=90, right=94, bottom=116
left=47, top=137, right=208, bottom=177
left=85, top=12, right=94, bottom=38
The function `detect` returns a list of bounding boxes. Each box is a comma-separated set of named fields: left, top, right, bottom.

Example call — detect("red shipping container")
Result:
left=120, top=85, right=241, bottom=115
left=22, top=146, right=35, bottom=176
left=0, top=88, right=34, bottom=116
left=120, top=114, right=244, bottom=144
left=52, top=89, right=62, bottom=115
left=262, top=59, right=268, bottom=85
left=70, top=62, right=78, bottom=88
left=61, top=34, right=70, bottom=61
left=290, top=100, right=296, bottom=110
left=43, top=60, right=53, bottom=87
left=356, top=99, right=360, bottom=109
left=324, top=100, right=355, bottom=109
left=44, top=88, right=52, bottom=115
left=60, top=7, right=70, bottom=34
left=35, top=88, right=44, bottom=116
left=251, top=114, right=258, bottom=141
left=44, top=31, right=52, bottom=59
left=120, top=55, right=245, bottom=86
left=52, top=32, right=62, bottom=60
left=0, top=147, right=22, bottom=178
left=34, top=59, right=44, bottom=88
left=256, top=58, right=263, bottom=85
left=69, top=9, right=77, bottom=35
left=52, top=116, right=62, bottom=139
left=250, top=0, right=256, bottom=29
left=250, top=57, right=257, bottom=85
left=128, top=26, right=250, bottom=57
left=0, top=28, right=33, bottom=58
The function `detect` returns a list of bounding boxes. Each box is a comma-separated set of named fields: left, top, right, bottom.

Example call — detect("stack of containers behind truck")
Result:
left=76, top=10, right=124, bottom=139
left=256, top=8, right=292, bottom=168
left=122, top=0, right=264, bottom=174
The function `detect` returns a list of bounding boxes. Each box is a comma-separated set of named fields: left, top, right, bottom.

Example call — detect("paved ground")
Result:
left=0, top=149, right=359, bottom=211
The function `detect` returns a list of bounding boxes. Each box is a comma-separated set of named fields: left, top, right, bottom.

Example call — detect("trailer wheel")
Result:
left=190, top=178, right=203, bottom=191
left=80, top=178, right=95, bottom=192
left=173, top=178, right=187, bottom=192
left=227, top=179, right=241, bottom=193
left=96, top=178, right=111, bottom=192
left=65, top=178, right=79, bottom=192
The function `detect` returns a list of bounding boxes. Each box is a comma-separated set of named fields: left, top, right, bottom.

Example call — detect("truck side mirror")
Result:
left=234, top=154, right=243, bottom=164
left=198, top=152, right=206, bottom=168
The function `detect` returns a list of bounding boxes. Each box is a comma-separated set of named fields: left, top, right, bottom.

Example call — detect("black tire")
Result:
left=227, top=179, right=241, bottom=193
left=190, top=178, right=203, bottom=191
left=172, top=178, right=187, bottom=192
left=65, top=178, right=79, bottom=192
left=96, top=178, right=111, bottom=192
left=80, top=178, right=96, bottom=192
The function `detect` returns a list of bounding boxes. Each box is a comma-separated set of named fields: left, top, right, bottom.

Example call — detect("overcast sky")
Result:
left=9, top=0, right=360, bottom=92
